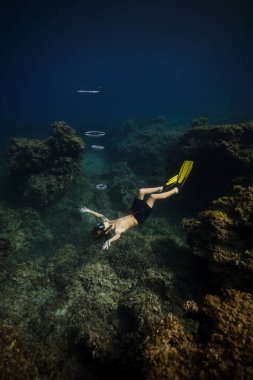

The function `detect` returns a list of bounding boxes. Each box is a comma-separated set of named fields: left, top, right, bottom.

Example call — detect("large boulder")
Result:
left=183, top=186, right=253, bottom=291
left=5, top=121, right=85, bottom=206
left=165, top=121, right=253, bottom=209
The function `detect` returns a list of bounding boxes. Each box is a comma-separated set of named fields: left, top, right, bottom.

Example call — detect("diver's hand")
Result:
left=80, top=207, right=90, bottom=213
left=102, top=240, right=111, bottom=250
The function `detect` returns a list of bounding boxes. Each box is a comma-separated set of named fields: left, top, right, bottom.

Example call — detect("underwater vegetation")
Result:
left=5, top=121, right=85, bottom=206
left=0, top=117, right=253, bottom=379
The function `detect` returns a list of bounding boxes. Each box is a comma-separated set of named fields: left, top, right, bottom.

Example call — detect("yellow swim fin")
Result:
left=165, top=174, right=178, bottom=187
left=177, top=160, right=193, bottom=189
left=164, top=160, right=193, bottom=191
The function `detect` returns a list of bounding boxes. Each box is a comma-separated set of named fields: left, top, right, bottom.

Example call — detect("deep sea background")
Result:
left=1, top=0, right=253, bottom=140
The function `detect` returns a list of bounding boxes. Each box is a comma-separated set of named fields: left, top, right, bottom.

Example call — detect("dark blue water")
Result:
left=1, top=0, right=253, bottom=138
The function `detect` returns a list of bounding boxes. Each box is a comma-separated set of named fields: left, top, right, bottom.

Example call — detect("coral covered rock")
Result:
left=183, top=186, right=253, bottom=290
left=0, top=201, right=52, bottom=259
left=5, top=138, right=51, bottom=176
left=118, top=287, right=162, bottom=334
left=107, top=117, right=181, bottom=177
left=166, top=121, right=253, bottom=208
left=104, top=161, right=139, bottom=209
left=183, top=300, right=200, bottom=318
left=191, top=116, right=208, bottom=127
left=5, top=121, right=85, bottom=206
left=143, top=289, right=253, bottom=380
left=47, top=121, right=84, bottom=158
left=0, top=321, right=39, bottom=380
left=178, top=122, right=253, bottom=172
left=200, top=289, right=253, bottom=379
left=144, top=313, right=198, bottom=380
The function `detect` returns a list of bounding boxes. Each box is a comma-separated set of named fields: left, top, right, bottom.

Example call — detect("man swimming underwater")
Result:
left=80, top=160, right=193, bottom=250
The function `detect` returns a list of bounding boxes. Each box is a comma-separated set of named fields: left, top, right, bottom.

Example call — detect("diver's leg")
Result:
left=136, top=187, right=163, bottom=200
left=145, top=187, right=178, bottom=208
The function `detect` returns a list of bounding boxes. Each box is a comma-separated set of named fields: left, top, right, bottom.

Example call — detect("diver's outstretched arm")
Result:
left=80, top=207, right=109, bottom=221
left=102, top=233, right=121, bottom=250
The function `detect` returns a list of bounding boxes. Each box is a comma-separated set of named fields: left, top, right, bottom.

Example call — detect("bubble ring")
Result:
left=84, top=131, right=105, bottom=137
left=91, top=145, right=105, bottom=150
left=96, top=184, right=107, bottom=190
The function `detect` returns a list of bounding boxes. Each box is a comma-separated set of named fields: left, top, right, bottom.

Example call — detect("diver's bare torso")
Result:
left=106, top=214, right=138, bottom=234
left=79, top=207, right=138, bottom=249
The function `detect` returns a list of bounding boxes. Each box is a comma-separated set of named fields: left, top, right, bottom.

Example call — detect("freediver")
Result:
left=80, top=161, right=193, bottom=250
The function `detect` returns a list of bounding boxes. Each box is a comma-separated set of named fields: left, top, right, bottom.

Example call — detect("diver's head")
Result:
left=92, top=221, right=113, bottom=240
left=92, top=222, right=105, bottom=240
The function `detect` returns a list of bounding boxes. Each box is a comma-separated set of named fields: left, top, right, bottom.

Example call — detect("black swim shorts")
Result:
left=131, top=197, right=152, bottom=224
